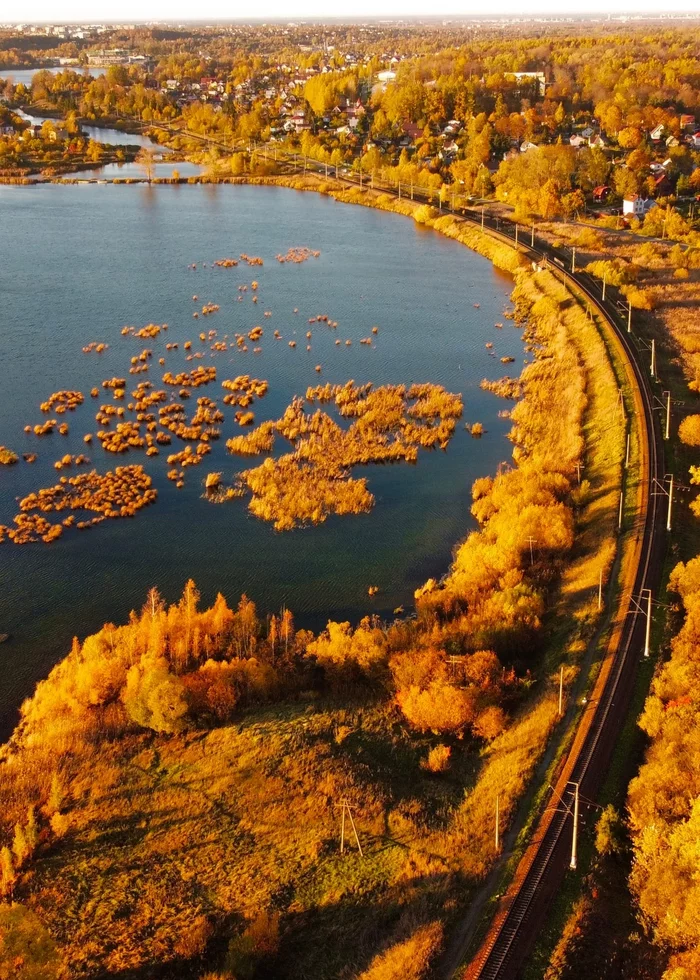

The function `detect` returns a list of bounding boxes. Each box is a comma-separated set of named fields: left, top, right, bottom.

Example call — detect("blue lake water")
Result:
left=15, top=110, right=200, bottom=179
left=0, top=66, right=105, bottom=86
left=0, top=183, right=523, bottom=736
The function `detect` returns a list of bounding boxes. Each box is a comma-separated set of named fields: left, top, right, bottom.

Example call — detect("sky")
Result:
left=11, top=1, right=700, bottom=23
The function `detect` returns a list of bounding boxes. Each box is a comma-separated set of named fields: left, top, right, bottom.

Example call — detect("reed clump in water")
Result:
left=227, top=382, right=462, bottom=530
left=40, top=391, right=84, bottom=413
left=0, top=447, right=18, bottom=465
left=0, top=465, right=156, bottom=545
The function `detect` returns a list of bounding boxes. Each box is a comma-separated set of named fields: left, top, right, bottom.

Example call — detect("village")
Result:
left=1, top=20, right=700, bottom=226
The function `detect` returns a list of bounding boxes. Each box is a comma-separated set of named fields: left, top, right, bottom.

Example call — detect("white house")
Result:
left=649, top=124, right=665, bottom=141
left=569, top=134, right=586, bottom=148
left=520, top=140, right=539, bottom=153
left=623, top=196, right=654, bottom=217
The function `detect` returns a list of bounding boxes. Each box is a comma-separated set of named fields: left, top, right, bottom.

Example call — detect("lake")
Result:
left=0, top=66, right=105, bottom=86
left=16, top=110, right=203, bottom=179
left=0, top=183, right=523, bottom=737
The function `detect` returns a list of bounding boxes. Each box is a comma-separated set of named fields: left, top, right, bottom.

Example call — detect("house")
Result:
left=581, top=126, right=595, bottom=139
left=649, top=124, right=665, bottom=142
left=589, top=134, right=607, bottom=149
left=680, top=114, right=696, bottom=131
left=402, top=120, right=422, bottom=142
left=666, top=134, right=680, bottom=148
left=654, top=173, right=674, bottom=196
left=569, top=134, right=586, bottom=148
left=519, top=140, right=539, bottom=153
left=21, top=124, right=42, bottom=141
left=509, top=71, right=547, bottom=96
left=690, top=131, right=700, bottom=149
left=623, top=195, right=654, bottom=217
left=377, top=70, right=396, bottom=83
left=593, top=185, right=611, bottom=202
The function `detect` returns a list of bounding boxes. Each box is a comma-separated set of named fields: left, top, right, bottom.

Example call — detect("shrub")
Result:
left=421, top=744, right=451, bottom=773
left=678, top=415, right=700, bottom=447
left=473, top=705, right=508, bottom=740
left=397, top=680, right=479, bottom=735
left=413, top=204, right=438, bottom=225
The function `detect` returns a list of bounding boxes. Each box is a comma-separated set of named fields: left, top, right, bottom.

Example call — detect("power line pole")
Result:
left=651, top=338, right=657, bottom=378
left=495, top=795, right=500, bottom=851
left=571, top=246, right=576, bottom=273
left=569, top=781, right=579, bottom=870
left=618, top=488, right=624, bottom=531
left=602, top=273, right=606, bottom=301
left=526, top=535, right=536, bottom=566
left=667, top=474, right=673, bottom=532
left=643, top=588, right=652, bottom=658
left=627, top=302, right=632, bottom=334
left=337, top=801, right=363, bottom=857
left=664, top=391, right=671, bottom=441
left=531, top=223, right=535, bottom=247
left=625, top=431, right=630, bottom=469
left=558, top=665, right=564, bottom=717
left=598, top=566, right=603, bottom=611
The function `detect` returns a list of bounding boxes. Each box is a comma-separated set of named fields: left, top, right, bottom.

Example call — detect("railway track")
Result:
left=457, top=216, right=666, bottom=979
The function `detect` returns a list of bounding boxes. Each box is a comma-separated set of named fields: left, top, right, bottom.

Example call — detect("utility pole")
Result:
left=558, top=665, right=564, bottom=717
left=571, top=246, right=576, bottom=273
left=575, top=461, right=582, bottom=483
left=569, top=781, right=579, bottom=870
left=515, top=223, right=519, bottom=246
left=664, top=391, right=671, bottom=440
left=618, top=488, right=624, bottom=531
left=410, top=181, right=414, bottom=200
left=628, top=302, right=632, bottom=334
left=482, top=205, right=485, bottom=231
left=398, top=180, right=401, bottom=199
left=667, top=474, right=674, bottom=531
left=531, top=223, right=535, bottom=247
left=644, top=588, right=652, bottom=658
left=526, top=536, right=536, bottom=566
left=337, top=801, right=363, bottom=857
left=625, top=431, right=630, bottom=469
left=598, top=566, right=603, bottom=611
left=495, top=795, right=500, bottom=851
left=602, top=273, right=606, bottom=301
left=651, top=338, right=657, bottom=378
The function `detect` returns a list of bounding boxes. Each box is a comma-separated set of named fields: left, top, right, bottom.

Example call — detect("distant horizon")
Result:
left=6, top=5, right=700, bottom=27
